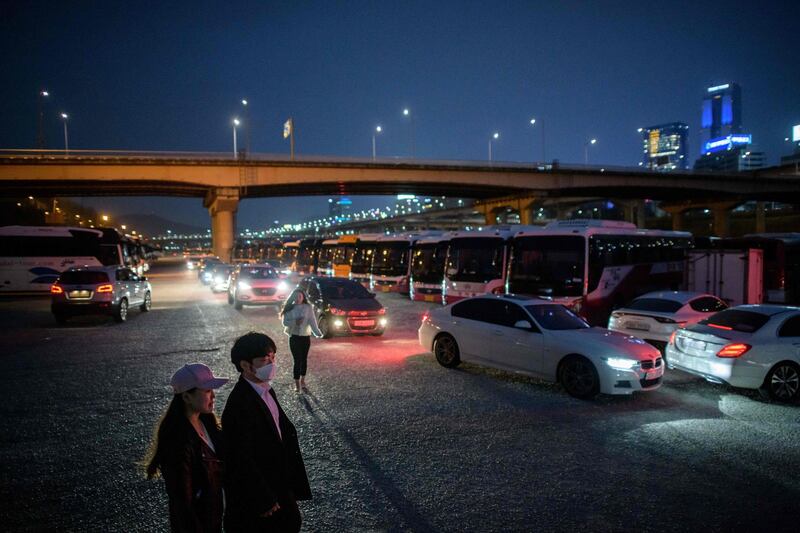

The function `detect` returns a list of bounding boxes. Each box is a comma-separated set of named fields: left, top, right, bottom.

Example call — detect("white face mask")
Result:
left=254, top=362, right=276, bottom=382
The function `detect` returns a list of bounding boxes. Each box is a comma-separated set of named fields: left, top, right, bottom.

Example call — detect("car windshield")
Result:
left=626, top=298, right=683, bottom=313
left=59, top=271, right=109, bottom=284
left=698, top=309, right=770, bottom=333
left=240, top=267, right=279, bottom=279
left=525, top=304, right=590, bottom=330
left=445, top=237, right=505, bottom=282
left=508, top=236, right=585, bottom=297
left=320, top=280, right=372, bottom=299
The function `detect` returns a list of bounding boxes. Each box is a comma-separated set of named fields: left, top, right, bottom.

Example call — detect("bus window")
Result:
left=509, top=236, right=584, bottom=297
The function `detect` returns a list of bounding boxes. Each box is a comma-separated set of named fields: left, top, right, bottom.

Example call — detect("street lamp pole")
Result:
left=372, top=125, right=382, bottom=160
left=403, top=108, right=415, bottom=158
left=584, top=138, right=597, bottom=165
left=530, top=118, right=546, bottom=162
left=37, top=90, right=49, bottom=149
left=488, top=132, right=499, bottom=162
left=60, top=113, right=69, bottom=154
left=241, top=99, right=250, bottom=155
left=232, top=118, right=240, bottom=158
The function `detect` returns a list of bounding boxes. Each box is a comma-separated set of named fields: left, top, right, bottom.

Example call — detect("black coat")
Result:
left=161, top=419, right=224, bottom=533
left=222, top=377, right=311, bottom=529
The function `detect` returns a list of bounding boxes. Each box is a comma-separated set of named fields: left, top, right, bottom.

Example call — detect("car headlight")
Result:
left=281, top=268, right=292, bottom=275
left=379, top=317, right=388, bottom=327
left=605, top=357, right=639, bottom=370
left=238, top=281, right=251, bottom=290
left=277, top=281, right=289, bottom=292
left=214, top=276, right=224, bottom=284
left=333, top=319, right=344, bottom=327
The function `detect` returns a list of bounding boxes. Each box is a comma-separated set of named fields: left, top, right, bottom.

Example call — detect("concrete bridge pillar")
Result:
left=712, top=206, right=730, bottom=238
left=621, top=200, right=647, bottom=228
left=755, top=201, right=766, bottom=233
left=660, top=205, right=686, bottom=231
left=204, top=187, right=239, bottom=262
left=517, top=199, right=538, bottom=225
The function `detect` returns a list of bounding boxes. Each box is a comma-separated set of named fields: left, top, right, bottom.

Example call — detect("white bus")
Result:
left=0, top=225, right=139, bottom=293
left=442, top=225, right=541, bottom=304
left=507, top=220, right=692, bottom=325
left=410, top=233, right=451, bottom=303
left=317, top=239, right=339, bottom=277
left=349, top=234, right=382, bottom=289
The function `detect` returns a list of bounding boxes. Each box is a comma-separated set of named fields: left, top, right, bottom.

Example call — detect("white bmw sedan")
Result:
left=666, top=305, right=800, bottom=402
left=419, top=295, right=664, bottom=399
left=608, top=291, right=728, bottom=352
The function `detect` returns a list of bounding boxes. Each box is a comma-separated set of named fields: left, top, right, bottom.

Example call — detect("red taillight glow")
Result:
left=716, top=343, right=751, bottom=358
left=491, top=286, right=504, bottom=294
left=707, top=323, right=733, bottom=331
left=669, top=331, right=677, bottom=345
left=50, top=285, right=63, bottom=294
left=96, top=284, right=114, bottom=293
left=421, top=312, right=429, bottom=323
left=329, top=307, right=346, bottom=315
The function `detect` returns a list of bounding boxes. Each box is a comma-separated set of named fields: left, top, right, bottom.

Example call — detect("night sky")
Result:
left=2, top=0, right=799, bottom=230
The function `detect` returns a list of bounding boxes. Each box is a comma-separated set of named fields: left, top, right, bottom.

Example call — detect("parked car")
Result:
left=666, top=305, right=800, bottom=402
left=228, top=264, right=291, bottom=309
left=419, top=295, right=663, bottom=399
left=209, top=264, right=234, bottom=293
left=608, top=291, right=728, bottom=353
left=297, top=276, right=386, bottom=337
left=50, top=266, right=152, bottom=324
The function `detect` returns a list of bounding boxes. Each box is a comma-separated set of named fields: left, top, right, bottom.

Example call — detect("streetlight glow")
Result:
left=590, top=138, right=597, bottom=144
left=233, top=118, right=240, bottom=126
left=241, top=99, right=247, bottom=106
left=376, top=125, right=382, bottom=133
left=372, top=126, right=383, bottom=159
left=41, top=91, right=49, bottom=97
left=403, top=108, right=409, bottom=116
left=493, top=132, right=499, bottom=139
left=530, top=118, right=536, bottom=125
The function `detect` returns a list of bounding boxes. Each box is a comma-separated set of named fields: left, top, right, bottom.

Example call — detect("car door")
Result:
left=128, top=270, right=142, bottom=304
left=115, top=269, right=131, bottom=303
left=777, top=314, right=800, bottom=361
left=448, top=298, right=494, bottom=360
left=494, top=302, right=544, bottom=374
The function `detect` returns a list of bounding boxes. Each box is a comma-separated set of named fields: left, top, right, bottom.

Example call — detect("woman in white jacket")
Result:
left=280, top=289, right=323, bottom=392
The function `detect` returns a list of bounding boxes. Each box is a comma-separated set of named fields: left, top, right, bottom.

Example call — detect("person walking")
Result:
left=222, top=332, right=312, bottom=533
left=144, top=363, right=229, bottom=533
left=279, top=290, right=323, bottom=392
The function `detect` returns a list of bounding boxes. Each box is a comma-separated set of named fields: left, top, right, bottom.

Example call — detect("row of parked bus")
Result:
left=0, top=225, right=153, bottom=294
left=235, top=221, right=799, bottom=326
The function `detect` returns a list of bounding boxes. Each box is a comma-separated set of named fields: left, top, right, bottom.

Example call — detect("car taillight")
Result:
left=96, top=284, right=114, bottom=293
left=50, top=284, right=63, bottom=294
left=669, top=331, right=678, bottom=345
left=421, top=312, right=429, bottom=323
left=377, top=307, right=386, bottom=315
left=491, top=286, right=504, bottom=294
left=707, top=323, right=733, bottom=331
left=329, top=307, right=346, bottom=315
left=716, top=343, right=751, bottom=358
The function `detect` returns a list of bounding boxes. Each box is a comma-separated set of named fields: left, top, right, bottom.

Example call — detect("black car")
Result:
left=298, top=277, right=386, bottom=337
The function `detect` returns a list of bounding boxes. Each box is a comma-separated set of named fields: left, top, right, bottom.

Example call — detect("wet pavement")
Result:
left=1, top=259, right=798, bottom=532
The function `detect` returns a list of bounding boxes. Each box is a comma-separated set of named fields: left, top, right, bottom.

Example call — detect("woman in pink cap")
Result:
left=144, top=363, right=229, bottom=532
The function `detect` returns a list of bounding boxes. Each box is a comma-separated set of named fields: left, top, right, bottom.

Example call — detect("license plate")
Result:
left=626, top=321, right=650, bottom=331
left=381, top=286, right=391, bottom=292
left=353, top=320, right=375, bottom=327
left=424, top=295, right=436, bottom=302
left=683, top=338, right=707, bottom=351
left=69, top=290, right=91, bottom=298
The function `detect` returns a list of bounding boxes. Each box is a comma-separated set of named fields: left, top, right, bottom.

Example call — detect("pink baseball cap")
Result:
left=170, top=363, right=229, bottom=394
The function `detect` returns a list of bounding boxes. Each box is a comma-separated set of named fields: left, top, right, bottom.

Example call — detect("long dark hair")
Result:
left=279, top=289, right=306, bottom=318
left=143, top=391, right=220, bottom=479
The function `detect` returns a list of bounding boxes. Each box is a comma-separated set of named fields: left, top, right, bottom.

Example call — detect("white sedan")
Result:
left=608, top=291, right=728, bottom=352
left=419, top=295, right=664, bottom=399
left=666, top=305, right=800, bottom=402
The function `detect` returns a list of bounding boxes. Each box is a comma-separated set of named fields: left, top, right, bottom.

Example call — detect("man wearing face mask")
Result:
left=222, top=332, right=312, bottom=532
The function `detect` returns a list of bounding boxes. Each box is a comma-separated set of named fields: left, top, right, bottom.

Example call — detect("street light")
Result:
left=488, top=132, right=499, bottom=162
left=403, top=108, right=415, bottom=157
left=530, top=118, right=545, bottom=162
left=60, top=113, right=69, bottom=154
left=372, top=125, right=382, bottom=160
left=584, top=138, right=597, bottom=165
left=241, top=99, right=250, bottom=154
left=101, top=215, right=109, bottom=222
left=232, top=118, right=240, bottom=157
left=37, top=90, right=50, bottom=149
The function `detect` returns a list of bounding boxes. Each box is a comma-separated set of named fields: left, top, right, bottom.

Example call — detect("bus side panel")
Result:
left=0, top=256, right=103, bottom=293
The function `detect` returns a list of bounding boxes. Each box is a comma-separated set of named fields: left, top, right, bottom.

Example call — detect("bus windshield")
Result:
left=333, top=244, right=355, bottom=264
left=351, top=244, right=375, bottom=274
left=372, top=242, right=409, bottom=275
left=509, top=236, right=585, bottom=297
left=445, top=237, right=505, bottom=283
left=412, top=242, right=448, bottom=282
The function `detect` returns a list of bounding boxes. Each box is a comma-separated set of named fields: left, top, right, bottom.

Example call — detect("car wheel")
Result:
left=559, top=355, right=600, bottom=399
left=140, top=291, right=152, bottom=312
left=318, top=316, right=332, bottom=339
left=114, top=298, right=129, bottom=323
left=54, top=313, right=68, bottom=325
left=433, top=334, right=460, bottom=368
left=762, top=362, right=800, bottom=403
left=234, top=299, right=243, bottom=310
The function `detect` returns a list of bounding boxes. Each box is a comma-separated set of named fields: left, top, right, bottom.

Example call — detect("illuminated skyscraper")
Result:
left=640, top=122, right=689, bottom=171
left=700, top=83, right=742, bottom=151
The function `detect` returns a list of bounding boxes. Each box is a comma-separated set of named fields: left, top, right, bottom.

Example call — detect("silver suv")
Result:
left=50, top=266, right=152, bottom=324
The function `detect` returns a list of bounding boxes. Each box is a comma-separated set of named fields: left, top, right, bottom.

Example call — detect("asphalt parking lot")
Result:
left=1, top=259, right=798, bottom=532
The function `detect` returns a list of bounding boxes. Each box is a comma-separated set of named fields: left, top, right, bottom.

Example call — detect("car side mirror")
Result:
left=514, top=320, right=533, bottom=330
